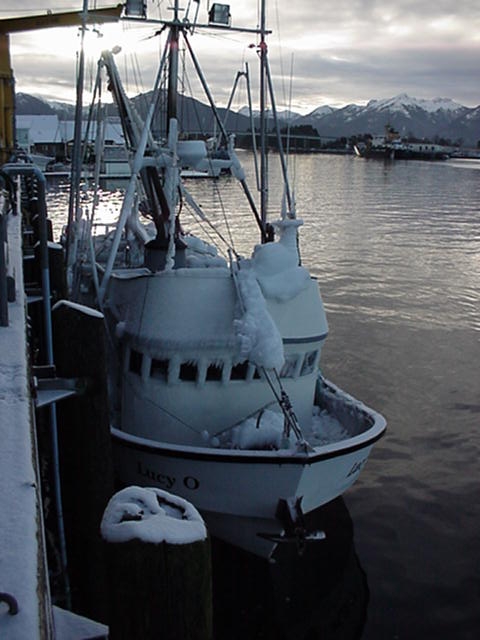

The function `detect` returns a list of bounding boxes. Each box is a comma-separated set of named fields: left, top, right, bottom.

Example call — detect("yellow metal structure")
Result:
left=0, top=4, right=123, bottom=164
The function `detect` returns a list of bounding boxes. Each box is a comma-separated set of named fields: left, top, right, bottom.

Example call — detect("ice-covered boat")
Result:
left=68, top=0, right=386, bottom=557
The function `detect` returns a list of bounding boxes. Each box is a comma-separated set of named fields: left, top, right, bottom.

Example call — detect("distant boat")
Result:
left=28, top=152, right=56, bottom=171
left=11, top=149, right=56, bottom=171
left=101, top=143, right=131, bottom=178
left=195, top=149, right=232, bottom=177
left=354, top=125, right=449, bottom=161
left=101, top=141, right=232, bottom=180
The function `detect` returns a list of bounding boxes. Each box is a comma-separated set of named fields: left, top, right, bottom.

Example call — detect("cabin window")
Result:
left=180, top=361, right=198, bottom=381
left=301, top=350, right=318, bottom=376
left=206, top=363, right=223, bottom=381
left=151, top=358, right=169, bottom=380
left=230, top=361, right=249, bottom=380
left=280, top=354, right=299, bottom=378
left=129, top=349, right=143, bottom=375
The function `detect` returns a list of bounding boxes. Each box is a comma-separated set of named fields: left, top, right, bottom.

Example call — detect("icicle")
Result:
left=165, top=119, right=179, bottom=271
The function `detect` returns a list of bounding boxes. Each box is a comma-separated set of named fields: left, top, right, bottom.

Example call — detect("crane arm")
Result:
left=0, top=5, right=124, bottom=34
left=0, top=4, right=124, bottom=165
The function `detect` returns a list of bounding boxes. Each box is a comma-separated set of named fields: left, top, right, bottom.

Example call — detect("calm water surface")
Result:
left=47, top=153, right=480, bottom=639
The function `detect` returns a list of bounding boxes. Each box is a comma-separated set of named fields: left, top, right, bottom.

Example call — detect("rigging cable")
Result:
left=179, top=59, right=238, bottom=251
left=212, top=178, right=236, bottom=251
left=182, top=192, right=238, bottom=261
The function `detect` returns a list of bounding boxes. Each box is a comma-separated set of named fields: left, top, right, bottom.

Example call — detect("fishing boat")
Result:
left=67, top=0, right=386, bottom=558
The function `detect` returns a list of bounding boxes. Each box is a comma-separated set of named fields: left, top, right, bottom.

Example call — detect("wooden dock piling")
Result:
left=101, top=486, right=212, bottom=640
left=52, top=300, right=114, bottom=623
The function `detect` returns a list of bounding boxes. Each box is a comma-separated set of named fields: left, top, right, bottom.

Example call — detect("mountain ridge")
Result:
left=293, top=94, right=479, bottom=146
left=15, top=92, right=480, bottom=147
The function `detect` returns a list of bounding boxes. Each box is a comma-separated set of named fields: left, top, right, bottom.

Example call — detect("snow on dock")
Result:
left=0, top=203, right=53, bottom=637
left=0, top=196, right=108, bottom=639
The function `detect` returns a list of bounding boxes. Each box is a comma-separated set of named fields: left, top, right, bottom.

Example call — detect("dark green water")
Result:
left=47, top=152, right=480, bottom=639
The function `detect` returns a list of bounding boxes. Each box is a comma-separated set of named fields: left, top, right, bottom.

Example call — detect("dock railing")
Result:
left=0, top=207, right=8, bottom=326
left=0, top=169, right=17, bottom=326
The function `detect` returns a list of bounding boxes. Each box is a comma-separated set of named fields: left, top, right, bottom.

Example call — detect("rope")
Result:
left=211, top=178, right=236, bottom=251
left=262, top=367, right=303, bottom=442
left=124, top=376, right=204, bottom=436
left=181, top=189, right=238, bottom=260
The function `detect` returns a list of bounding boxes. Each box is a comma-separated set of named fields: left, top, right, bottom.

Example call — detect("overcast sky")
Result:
left=1, top=0, right=480, bottom=113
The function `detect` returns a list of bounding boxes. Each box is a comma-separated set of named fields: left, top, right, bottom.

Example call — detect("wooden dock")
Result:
left=0, top=178, right=108, bottom=639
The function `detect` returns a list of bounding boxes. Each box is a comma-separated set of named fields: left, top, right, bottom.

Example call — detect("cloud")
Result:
left=2, top=0, right=480, bottom=109
left=285, top=44, right=480, bottom=108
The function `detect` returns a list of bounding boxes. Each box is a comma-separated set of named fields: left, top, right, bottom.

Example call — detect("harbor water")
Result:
left=46, top=153, right=480, bottom=639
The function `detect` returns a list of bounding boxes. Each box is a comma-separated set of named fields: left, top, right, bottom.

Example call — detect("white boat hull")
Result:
left=111, top=377, right=385, bottom=557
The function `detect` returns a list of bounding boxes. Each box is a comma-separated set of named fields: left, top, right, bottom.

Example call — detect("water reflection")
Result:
left=212, top=497, right=368, bottom=640
left=43, top=154, right=480, bottom=638
left=46, top=152, right=480, bottom=333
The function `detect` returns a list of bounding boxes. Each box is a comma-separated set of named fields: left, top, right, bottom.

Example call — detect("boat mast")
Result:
left=259, top=0, right=268, bottom=239
left=66, top=0, right=89, bottom=271
left=167, top=0, right=180, bottom=128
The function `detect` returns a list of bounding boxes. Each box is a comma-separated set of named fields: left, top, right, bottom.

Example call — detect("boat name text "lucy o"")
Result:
left=346, top=457, right=368, bottom=478
left=136, top=461, right=200, bottom=490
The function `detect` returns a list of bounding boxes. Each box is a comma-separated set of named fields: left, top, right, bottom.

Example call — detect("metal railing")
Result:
left=0, top=210, right=8, bottom=326
left=0, top=168, right=18, bottom=326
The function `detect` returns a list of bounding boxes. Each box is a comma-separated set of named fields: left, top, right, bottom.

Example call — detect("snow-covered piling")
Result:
left=101, top=486, right=212, bottom=639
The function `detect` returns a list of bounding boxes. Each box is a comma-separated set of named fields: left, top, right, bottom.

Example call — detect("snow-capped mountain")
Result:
left=238, top=106, right=302, bottom=121
left=365, top=94, right=465, bottom=115
left=297, top=94, right=476, bottom=144
left=305, top=105, right=336, bottom=119
left=16, top=93, right=76, bottom=119
left=15, top=92, right=480, bottom=146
